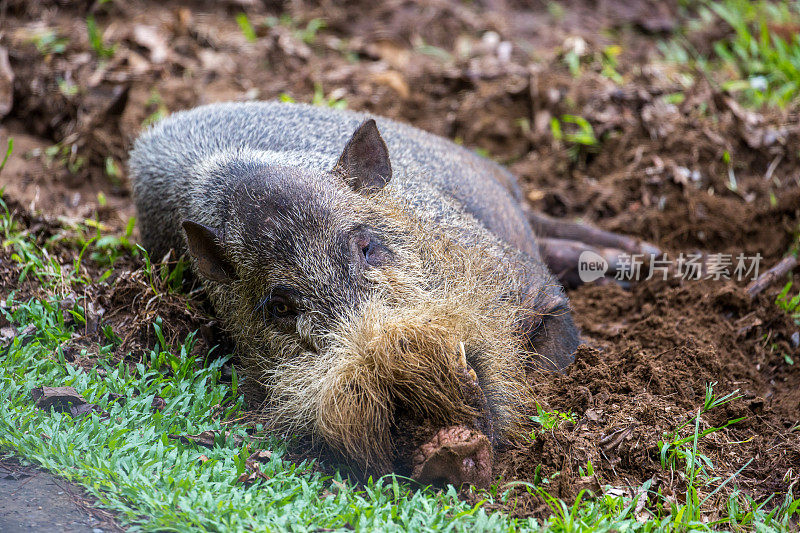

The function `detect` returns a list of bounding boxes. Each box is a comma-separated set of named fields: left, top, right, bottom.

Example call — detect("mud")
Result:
left=0, top=0, right=798, bottom=522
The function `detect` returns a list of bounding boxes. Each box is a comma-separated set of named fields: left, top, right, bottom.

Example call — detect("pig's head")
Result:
left=181, top=120, right=574, bottom=486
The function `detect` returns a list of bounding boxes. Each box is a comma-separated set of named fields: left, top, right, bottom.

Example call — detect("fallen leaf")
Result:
left=106, top=392, right=126, bottom=406
left=31, top=386, right=87, bottom=410
left=275, top=28, right=311, bottom=60
left=237, top=460, right=270, bottom=485
left=574, top=474, right=601, bottom=495
left=59, top=294, right=77, bottom=310
left=370, top=70, right=410, bottom=99
left=1, top=324, right=37, bottom=348
left=197, top=50, right=235, bottom=76
left=724, top=96, right=762, bottom=127
left=151, top=395, right=166, bottom=412
left=69, top=402, right=104, bottom=418
left=168, top=430, right=245, bottom=448
left=584, top=408, right=603, bottom=422
left=366, top=39, right=411, bottom=69
left=124, top=49, right=151, bottom=75
left=83, top=301, right=105, bottom=336
left=30, top=386, right=106, bottom=418
left=0, top=47, right=13, bottom=119
left=248, top=449, right=272, bottom=463
left=0, top=326, right=16, bottom=346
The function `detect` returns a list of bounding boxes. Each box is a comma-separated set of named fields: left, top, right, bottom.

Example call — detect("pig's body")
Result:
left=132, top=102, right=537, bottom=259
left=129, top=101, right=579, bottom=486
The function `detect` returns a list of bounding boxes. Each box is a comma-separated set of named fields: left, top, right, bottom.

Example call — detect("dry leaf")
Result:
left=0, top=47, right=14, bottom=119
left=371, top=70, right=410, bottom=99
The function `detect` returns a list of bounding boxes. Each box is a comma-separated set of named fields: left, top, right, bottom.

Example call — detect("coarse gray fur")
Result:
left=129, top=100, right=577, bottom=373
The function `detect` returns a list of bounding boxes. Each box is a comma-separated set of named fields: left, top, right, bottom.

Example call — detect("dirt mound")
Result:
left=480, top=276, right=799, bottom=518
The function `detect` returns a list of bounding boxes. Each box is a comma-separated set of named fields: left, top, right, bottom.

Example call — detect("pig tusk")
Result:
left=459, top=341, right=479, bottom=383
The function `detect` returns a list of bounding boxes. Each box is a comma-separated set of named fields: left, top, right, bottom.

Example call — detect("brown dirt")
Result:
left=1, top=0, right=798, bottom=522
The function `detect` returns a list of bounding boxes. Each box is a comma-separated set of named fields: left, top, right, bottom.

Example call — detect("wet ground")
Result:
left=0, top=459, right=121, bottom=532
left=0, top=0, right=798, bottom=524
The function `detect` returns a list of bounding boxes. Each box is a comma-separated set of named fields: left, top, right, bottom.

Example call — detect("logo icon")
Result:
left=578, top=250, right=608, bottom=283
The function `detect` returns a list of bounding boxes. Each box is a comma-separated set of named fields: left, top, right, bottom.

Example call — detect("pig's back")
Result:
left=130, top=101, right=538, bottom=258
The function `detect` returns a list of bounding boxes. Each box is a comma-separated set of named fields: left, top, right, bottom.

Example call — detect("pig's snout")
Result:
left=404, top=346, right=495, bottom=488
left=309, top=300, right=525, bottom=481
left=410, top=426, right=493, bottom=488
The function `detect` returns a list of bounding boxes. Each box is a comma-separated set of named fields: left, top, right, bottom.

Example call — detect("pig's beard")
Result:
left=258, top=234, right=537, bottom=473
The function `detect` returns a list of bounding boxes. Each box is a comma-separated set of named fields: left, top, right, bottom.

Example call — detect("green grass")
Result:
left=236, top=13, right=258, bottom=43
left=665, top=0, right=800, bottom=107
left=0, top=137, right=12, bottom=175
left=42, top=142, right=87, bottom=175
left=72, top=216, right=139, bottom=273
left=561, top=40, right=623, bottom=84
left=30, top=29, right=69, bottom=56
left=0, top=298, right=524, bottom=531
left=550, top=115, right=599, bottom=162
left=0, top=200, right=798, bottom=531
left=710, top=0, right=800, bottom=107
left=527, top=404, right=576, bottom=441
left=773, top=279, right=800, bottom=364
left=142, top=90, right=169, bottom=128
left=311, top=83, right=347, bottom=109
left=776, top=281, right=800, bottom=323
left=261, top=14, right=326, bottom=45
left=86, top=15, right=116, bottom=59
left=277, top=85, right=347, bottom=110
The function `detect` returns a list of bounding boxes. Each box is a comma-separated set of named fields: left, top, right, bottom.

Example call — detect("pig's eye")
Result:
left=256, top=291, right=298, bottom=320
left=268, top=296, right=295, bottom=318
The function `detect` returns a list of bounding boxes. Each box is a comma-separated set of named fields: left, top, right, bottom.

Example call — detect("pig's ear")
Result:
left=334, top=119, right=392, bottom=194
left=182, top=220, right=238, bottom=284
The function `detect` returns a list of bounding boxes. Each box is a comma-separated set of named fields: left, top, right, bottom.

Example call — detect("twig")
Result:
left=746, top=255, right=798, bottom=299
left=764, top=154, right=782, bottom=183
